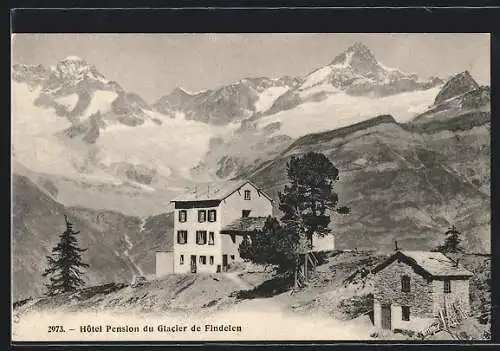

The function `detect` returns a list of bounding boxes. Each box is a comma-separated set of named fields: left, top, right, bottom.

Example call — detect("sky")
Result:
left=12, top=33, right=490, bottom=103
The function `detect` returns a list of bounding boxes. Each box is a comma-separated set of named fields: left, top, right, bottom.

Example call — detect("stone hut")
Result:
left=371, top=250, right=473, bottom=332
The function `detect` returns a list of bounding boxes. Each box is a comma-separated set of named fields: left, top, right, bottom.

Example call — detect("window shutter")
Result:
left=402, top=306, right=410, bottom=321
left=401, top=275, right=410, bottom=293
left=444, top=280, right=451, bottom=293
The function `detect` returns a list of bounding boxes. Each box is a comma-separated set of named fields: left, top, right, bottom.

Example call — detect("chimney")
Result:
left=394, top=239, right=399, bottom=251
left=207, top=185, right=210, bottom=198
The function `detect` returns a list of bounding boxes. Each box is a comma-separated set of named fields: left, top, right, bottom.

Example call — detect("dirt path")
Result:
left=224, top=272, right=254, bottom=290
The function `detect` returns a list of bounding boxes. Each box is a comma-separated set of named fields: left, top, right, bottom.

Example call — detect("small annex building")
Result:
left=371, top=250, right=473, bottom=333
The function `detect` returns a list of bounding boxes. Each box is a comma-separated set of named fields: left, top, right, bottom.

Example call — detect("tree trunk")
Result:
left=304, top=253, right=308, bottom=281
left=294, top=256, right=298, bottom=289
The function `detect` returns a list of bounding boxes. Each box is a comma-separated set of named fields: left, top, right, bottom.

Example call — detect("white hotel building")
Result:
left=167, top=180, right=274, bottom=274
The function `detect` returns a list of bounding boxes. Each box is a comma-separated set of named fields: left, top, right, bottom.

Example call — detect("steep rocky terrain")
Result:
left=413, top=70, right=490, bottom=124
left=14, top=56, right=154, bottom=129
left=193, top=42, right=444, bottom=181
left=12, top=42, right=446, bottom=213
left=153, top=77, right=302, bottom=125
left=12, top=57, right=220, bottom=214
left=265, top=42, right=442, bottom=116
left=12, top=174, right=173, bottom=301
left=245, top=107, right=490, bottom=253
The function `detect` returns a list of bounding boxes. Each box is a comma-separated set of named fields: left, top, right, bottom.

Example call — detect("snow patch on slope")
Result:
left=258, top=87, right=440, bottom=139
left=83, top=90, right=118, bottom=118
left=97, top=112, right=229, bottom=179
left=54, top=94, right=79, bottom=111
left=12, top=82, right=79, bottom=177
left=300, top=66, right=333, bottom=90
left=255, top=86, right=290, bottom=112
left=13, top=81, right=229, bottom=185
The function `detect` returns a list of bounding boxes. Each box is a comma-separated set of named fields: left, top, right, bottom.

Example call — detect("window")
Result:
left=208, top=232, right=215, bottom=245
left=230, top=255, right=235, bottom=260
left=208, top=209, right=217, bottom=222
left=199, top=256, right=207, bottom=265
left=401, top=275, right=411, bottom=293
left=402, top=306, right=410, bottom=321
left=178, top=210, right=187, bottom=223
left=196, top=231, right=207, bottom=245
left=242, top=210, right=251, bottom=218
left=444, top=280, right=451, bottom=294
left=209, top=256, right=214, bottom=265
left=177, top=230, right=187, bottom=244
left=244, top=190, right=251, bottom=200
left=198, top=210, right=207, bottom=222
left=179, top=255, right=184, bottom=265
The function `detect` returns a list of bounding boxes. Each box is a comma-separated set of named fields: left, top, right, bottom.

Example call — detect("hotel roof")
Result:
left=170, top=180, right=273, bottom=202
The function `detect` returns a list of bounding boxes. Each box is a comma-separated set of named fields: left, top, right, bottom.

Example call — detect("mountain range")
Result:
left=12, top=42, right=490, bottom=301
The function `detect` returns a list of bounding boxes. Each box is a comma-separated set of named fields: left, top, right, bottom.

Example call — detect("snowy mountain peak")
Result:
left=331, top=41, right=380, bottom=74
left=434, top=70, right=480, bottom=105
left=42, top=56, right=113, bottom=96
left=12, top=63, right=51, bottom=87
left=346, top=41, right=377, bottom=61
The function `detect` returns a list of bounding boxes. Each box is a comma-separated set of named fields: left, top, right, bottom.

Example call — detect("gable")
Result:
left=372, top=252, right=433, bottom=280
left=372, top=251, right=473, bottom=280
left=222, top=181, right=273, bottom=203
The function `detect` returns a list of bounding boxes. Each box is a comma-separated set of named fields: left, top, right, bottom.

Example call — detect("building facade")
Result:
left=169, top=180, right=273, bottom=274
left=155, top=250, right=174, bottom=277
left=371, top=250, right=473, bottom=332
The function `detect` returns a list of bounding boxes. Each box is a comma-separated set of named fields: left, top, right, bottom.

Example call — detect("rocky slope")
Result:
left=413, top=70, right=490, bottom=124
left=12, top=42, right=445, bottom=213
left=14, top=56, right=154, bottom=129
left=193, top=42, right=444, bottom=181
left=12, top=173, right=173, bottom=301
left=153, top=76, right=302, bottom=125
left=265, top=42, right=442, bottom=115
left=12, top=56, right=224, bottom=214
left=245, top=110, right=489, bottom=253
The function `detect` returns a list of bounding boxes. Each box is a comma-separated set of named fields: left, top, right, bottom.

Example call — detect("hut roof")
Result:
left=372, top=250, right=473, bottom=278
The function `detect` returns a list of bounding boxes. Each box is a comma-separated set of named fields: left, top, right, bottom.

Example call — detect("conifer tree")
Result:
left=42, top=215, right=89, bottom=296
left=279, top=152, right=350, bottom=250
left=435, top=225, right=464, bottom=253
left=239, top=152, right=350, bottom=285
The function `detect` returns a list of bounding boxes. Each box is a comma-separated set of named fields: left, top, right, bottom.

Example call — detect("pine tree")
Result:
left=435, top=225, right=464, bottom=253
left=239, top=152, right=350, bottom=285
left=42, top=215, right=89, bottom=296
left=279, top=152, right=350, bottom=286
left=279, top=152, right=350, bottom=248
